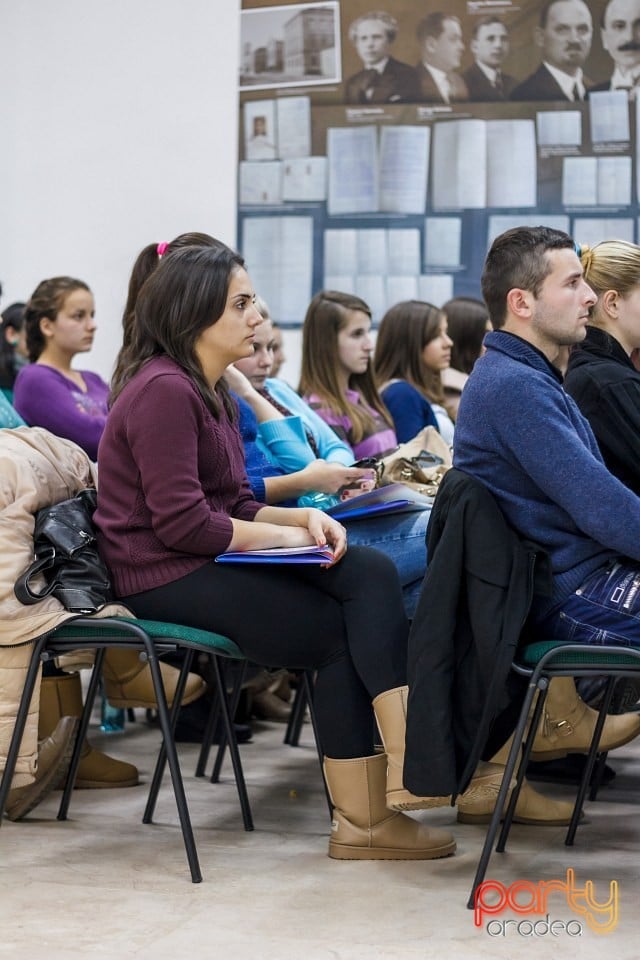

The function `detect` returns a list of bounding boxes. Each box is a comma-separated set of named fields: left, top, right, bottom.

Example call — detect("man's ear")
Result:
left=506, top=287, right=533, bottom=320
left=533, top=26, right=544, bottom=50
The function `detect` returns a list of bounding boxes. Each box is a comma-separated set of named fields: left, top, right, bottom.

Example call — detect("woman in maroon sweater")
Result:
left=95, top=245, right=456, bottom=862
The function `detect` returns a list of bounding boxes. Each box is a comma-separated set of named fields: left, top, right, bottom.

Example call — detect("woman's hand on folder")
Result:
left=304, top=508, right=347, bottom=566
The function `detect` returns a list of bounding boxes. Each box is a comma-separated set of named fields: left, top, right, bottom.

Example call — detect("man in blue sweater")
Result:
left=455, top=225, right=640, bottom=648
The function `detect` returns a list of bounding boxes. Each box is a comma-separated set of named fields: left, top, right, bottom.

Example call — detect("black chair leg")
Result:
left=301, top=672, right=332, bottom=818
left=195, top=675, right=221, bottom=777
left=566, top=676, right=616, bottom=846
left=495, top=683, right=549, bottom=854
left=209, top=656, right=253, bottom=831
left=284, top=673, right=307, bottom=747
left=143, top=645, right=202, bottom=883
left=467, top=678, right=544, bottom=910
left=210, top=660, right=247, bottom=783
left=57, top=647, right=106, bottom=820
left=588, top=676, right=626, bottom=802
left=144, top=649, right=195, bottom=823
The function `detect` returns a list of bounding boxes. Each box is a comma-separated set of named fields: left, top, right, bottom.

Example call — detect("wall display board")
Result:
left=238, top=1, right=638, bottom=325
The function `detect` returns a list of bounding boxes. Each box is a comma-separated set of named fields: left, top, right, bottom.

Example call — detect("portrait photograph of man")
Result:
left=345, top=10, right=419, bottom=103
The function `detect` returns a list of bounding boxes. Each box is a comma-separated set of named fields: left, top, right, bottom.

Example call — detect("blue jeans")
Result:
left=537, top=559, right=640, bottom=649
left=345, top=508, right=430, bottom=618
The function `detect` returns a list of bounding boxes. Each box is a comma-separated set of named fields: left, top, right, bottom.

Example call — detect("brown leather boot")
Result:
left=39, top=674, right=139, bottom=789
left=323, top=753, right=456, bottom=860
left=6, top=716, right=79, bottom=820
left=531, top=677, right=640, bottom=761
left=102, top=649, right=206, bottom=709
left=372, top=686, right=508, bottom=811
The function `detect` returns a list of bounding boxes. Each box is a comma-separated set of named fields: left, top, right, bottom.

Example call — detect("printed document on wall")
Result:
left=379, top=126, right=429, bottom=214
left=242, top=217, right=313, bottom=324
left=327, top=125, right=378, bottom=214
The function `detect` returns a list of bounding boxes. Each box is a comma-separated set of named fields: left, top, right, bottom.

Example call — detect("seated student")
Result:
left=453, top=221, right=640, bottom=749
left=0, top=301, right=28, bottom=401
left=374, top=300, right=455, bottom=446
left=13, top=277, right=109, bottom=460
left=440, top=296, right=491, bottom=418
left=299, top=290, right=397, bottom=459
left=95, top=242, right=467, bottom=861
left=564, top=240, right=640, bottom=497
left=229, top=320, right=429, bottom=620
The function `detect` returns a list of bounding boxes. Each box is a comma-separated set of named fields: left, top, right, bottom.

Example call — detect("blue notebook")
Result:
left=216, top=545, right=335, bottom=565
left=327, top=482, right=433, bottom=521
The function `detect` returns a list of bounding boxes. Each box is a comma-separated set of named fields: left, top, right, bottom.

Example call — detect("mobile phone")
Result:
left=415, top=450, right=445, bottom=467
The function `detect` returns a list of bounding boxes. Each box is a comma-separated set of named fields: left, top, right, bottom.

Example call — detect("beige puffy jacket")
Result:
left=0, top=427, right=128, bottom=786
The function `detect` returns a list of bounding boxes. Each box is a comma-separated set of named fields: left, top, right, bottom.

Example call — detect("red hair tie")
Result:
left=157, top=242, right=169, bottom=257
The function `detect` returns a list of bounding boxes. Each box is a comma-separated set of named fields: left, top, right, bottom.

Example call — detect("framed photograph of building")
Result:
left=240, top=2, right=341, bottom=91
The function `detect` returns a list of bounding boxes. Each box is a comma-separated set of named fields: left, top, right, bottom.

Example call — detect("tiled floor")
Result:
left=1, top=711, right=639, bottom=959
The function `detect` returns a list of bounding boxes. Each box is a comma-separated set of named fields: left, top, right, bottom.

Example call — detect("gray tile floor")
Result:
left=2, top=712, right=639, bottom=959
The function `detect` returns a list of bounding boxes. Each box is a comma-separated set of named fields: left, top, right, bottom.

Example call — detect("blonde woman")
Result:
left=565, top=240, right=640, bottom=497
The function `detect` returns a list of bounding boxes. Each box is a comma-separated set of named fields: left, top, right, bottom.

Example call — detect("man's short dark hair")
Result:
left=471, top=15, right=507, bottom=40
left=416, top=12, right=459, bottom=44
left=539, top=0, right=585, bottom=28
left=481, top=226, right=574, bottom=329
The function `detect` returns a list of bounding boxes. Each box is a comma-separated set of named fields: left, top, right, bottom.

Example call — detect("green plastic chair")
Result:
left=0, top=615, right=246, bottom=883
left=467, top=641, right=640, bottom=908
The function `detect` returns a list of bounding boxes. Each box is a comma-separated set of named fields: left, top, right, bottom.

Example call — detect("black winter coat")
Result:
left=403, top=468, right=552, bottom=799
left=564, top=326, right=640, bottom=497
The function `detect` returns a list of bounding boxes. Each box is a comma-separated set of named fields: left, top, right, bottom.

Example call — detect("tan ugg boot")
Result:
left=6, top=716, right=79, bottom=820
left=323, top=753, right=456, bottom=860
left=530, top=677, right=640, bottom=761
left=102, top=649, right=206, bottom=709
left=456, top=735, right=576, bottom=825
left=372, top=686, right=509, bottom=811
left=39, top=674, right=139, bottom=789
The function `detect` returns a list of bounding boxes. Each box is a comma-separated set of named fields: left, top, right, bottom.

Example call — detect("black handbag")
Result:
left=14, top=488, right=112, bottom=613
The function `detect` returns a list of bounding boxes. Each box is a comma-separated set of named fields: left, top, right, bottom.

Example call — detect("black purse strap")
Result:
left=13, top=546, right=58, bottom=606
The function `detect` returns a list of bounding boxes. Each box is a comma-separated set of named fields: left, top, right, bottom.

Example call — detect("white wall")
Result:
left=1, top=0, right=241, bottom=381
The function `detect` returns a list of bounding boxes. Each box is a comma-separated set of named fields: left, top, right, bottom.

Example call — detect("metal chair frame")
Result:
left=0, top=616, right=246, bottom=884
left=467, top=642, right=640, bottom=909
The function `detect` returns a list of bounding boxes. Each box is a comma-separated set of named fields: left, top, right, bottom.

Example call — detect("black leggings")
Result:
left=123, top=546, right=408, bottom=757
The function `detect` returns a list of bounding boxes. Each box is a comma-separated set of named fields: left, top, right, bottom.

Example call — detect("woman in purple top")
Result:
left=14, top=277, right=108, bottom=460
left=299, top=290, right=398, bottom=460
left=95, top=245, right=455, bottom=863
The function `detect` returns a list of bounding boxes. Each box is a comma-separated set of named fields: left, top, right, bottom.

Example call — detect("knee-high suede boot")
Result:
left=323, top=753, right=456, bottom=860
left=372, top=686, right=507, bottom=811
